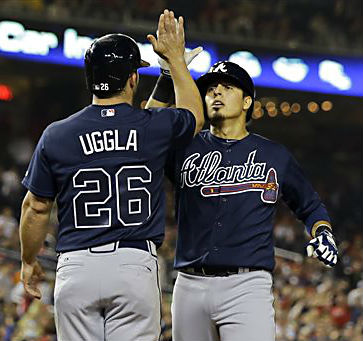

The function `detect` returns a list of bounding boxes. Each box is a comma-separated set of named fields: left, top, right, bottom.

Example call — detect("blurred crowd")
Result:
left=1, top=0, right=362, bottom=52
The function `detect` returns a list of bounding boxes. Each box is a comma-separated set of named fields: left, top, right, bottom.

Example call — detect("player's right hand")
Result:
left=21, top=260, right=45, bottom=299
left=147, top=9, right=185, bottom=63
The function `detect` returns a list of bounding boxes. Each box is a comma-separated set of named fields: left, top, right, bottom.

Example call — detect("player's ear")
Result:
left=129, top=71, right=139, bottom=90
left=243, top=95, right=252, bottom=111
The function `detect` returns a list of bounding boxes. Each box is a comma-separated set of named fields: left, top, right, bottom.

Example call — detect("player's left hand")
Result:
left=306, top=228, right=338, bottom=267
left=21, top=260, right=45, bottom=299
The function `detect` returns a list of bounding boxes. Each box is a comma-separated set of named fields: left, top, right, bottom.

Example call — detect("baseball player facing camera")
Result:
left=148, top=60, right=338, bottom=340
left=19, top=10, right=204, bottom=341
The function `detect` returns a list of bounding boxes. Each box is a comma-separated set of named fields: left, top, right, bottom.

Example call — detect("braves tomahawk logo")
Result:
left=180, top=150, right=279, bottom=203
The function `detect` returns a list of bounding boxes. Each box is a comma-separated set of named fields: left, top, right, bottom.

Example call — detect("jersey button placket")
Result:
left=224, top=148, right=231, bottom=200
left=225, top=144, right=232, bottom=166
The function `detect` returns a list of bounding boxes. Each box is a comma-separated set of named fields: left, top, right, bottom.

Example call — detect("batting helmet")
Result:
left=196, top=61, right=256, bottom=122
left=84, top=34, right=150, bottom=98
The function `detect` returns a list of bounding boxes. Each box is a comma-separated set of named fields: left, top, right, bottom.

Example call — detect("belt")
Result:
left=88, top=240, right=157, bottom=256
left=179, top=266, right=268, bottom=277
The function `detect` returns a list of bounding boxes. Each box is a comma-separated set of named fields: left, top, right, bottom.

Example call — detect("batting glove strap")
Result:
left=160, top=68, right=171, bottom=77
left=306, top=229, right=338, bottom=267
left=314, top=224, right=331, bottom=237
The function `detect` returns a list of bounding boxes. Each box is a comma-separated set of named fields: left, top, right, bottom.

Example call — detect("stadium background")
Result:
left=0, top=0, right=362, bottom=340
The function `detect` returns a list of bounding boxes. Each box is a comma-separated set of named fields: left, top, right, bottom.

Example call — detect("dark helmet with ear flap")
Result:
left=196, top=61, right=255, bottom=122
left=84, top=33, right=150, bottom=98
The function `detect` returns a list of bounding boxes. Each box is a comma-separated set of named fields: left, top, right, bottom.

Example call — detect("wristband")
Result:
left=151, top=72, right=174, bottom=103
left=311, top=220, right=331, bottom=237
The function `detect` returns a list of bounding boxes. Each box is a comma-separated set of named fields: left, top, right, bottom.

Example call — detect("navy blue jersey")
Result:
left=22, top=103, right=195, bottom=252
left=166, top=131, right=331, bottom=271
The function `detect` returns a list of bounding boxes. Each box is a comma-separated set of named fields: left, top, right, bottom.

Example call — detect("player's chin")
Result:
left=207, top=109, right=224, bottom=121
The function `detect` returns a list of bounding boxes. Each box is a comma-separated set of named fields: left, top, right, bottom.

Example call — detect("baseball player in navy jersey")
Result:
left=148, top=60, right=338, bottom=341
left=19, top=10, right=203, bottom=341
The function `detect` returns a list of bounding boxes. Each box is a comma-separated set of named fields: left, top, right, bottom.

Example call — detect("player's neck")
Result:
left=92, top=93, right=133, bottom=106
left=210, top=119, right=249, bottom=140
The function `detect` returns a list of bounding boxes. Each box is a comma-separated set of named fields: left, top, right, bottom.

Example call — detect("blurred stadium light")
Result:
left=0, top=83, right=13, bottom=101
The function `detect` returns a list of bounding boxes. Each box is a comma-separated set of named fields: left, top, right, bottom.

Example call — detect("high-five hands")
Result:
left=147, top=9, right=185, bottom=63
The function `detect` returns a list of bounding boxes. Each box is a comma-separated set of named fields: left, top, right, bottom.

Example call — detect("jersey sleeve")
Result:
left=281, top=151, right=331, bottom=236
left=22, top=128, right=57, bottom=199
left=168, top=108, right=196, bottom=148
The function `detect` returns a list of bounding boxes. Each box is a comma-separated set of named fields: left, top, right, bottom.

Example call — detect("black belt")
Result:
left=118, top=240, right=149, bottom=251
left=179, top=266, right=269, bottom=277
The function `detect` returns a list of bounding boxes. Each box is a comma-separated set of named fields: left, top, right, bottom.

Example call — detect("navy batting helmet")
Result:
left=196, top=61, right=255, bottom=122
left=84, top=34, right=150, bottom=98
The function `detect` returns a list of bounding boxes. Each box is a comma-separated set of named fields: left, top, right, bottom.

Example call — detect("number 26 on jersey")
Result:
left=72, top=166, right=151, bottom=228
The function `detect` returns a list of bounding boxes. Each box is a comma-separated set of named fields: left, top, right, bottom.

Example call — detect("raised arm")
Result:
left=147, top=10, right=204, bottom=135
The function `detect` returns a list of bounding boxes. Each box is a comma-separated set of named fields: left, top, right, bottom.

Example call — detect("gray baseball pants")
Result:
left=172, top=270, right=275, bottom=341
left=54, top=242, right=160, bottom=341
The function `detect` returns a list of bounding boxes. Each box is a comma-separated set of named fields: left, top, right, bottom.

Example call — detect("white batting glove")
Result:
left=156, top=19, right=203, bottom=75
left=306, top=228, right=338, bottom=267
left=158, top=46, right=203, bottom=75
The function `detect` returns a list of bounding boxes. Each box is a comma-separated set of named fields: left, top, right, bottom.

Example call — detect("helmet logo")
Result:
left=212, top=63, right=227, bottom=73
left=94, top=83, right=109, bottom=91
